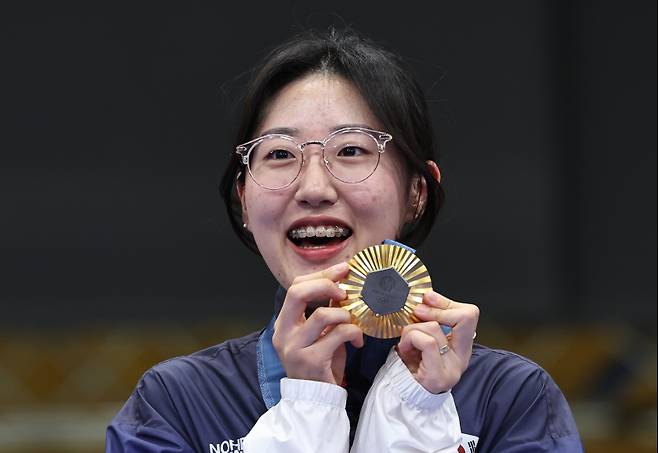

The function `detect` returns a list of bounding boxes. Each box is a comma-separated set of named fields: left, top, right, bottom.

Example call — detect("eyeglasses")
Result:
left=235, top=127, right=393, bottom=190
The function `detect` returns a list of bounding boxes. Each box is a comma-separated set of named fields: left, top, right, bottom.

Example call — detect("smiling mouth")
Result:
left=287, top=225, right=353, bottom=248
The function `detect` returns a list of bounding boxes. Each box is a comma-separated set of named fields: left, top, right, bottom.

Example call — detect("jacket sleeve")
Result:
left=242, top=378, right=350, bottom=453
left=243, top=348, right=462, bottom=453
left=481, top=361, right=584, bottom=452
left=351, top=348, right=462, bottom=452
left=106, top=370, right=195, bottom=453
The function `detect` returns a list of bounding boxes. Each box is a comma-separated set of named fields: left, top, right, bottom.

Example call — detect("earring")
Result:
left=243, top=223, right=248, bottom=228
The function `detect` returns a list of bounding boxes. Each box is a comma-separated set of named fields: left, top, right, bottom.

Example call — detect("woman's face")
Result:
left=239, top=73, right=416, bottom=289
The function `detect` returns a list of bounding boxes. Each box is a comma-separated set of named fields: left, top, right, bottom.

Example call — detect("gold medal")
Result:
left=338, top=243, right=432, bottom=339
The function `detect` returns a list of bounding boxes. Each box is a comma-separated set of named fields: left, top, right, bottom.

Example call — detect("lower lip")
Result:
left=288, top=236, right=351, bottom=262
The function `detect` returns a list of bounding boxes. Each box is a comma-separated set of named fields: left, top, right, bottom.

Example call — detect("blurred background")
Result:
left=1, top=1, right=655, bottom=452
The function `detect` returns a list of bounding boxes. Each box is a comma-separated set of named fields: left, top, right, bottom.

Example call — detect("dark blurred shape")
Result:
left=0, top=2, right=654, bottom=330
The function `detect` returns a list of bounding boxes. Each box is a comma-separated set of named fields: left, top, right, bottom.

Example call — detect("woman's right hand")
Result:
left=273, top=262, right=365, bottom=385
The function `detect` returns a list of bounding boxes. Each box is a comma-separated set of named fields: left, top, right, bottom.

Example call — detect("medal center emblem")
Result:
left=361, top=267, right=409, bottom=316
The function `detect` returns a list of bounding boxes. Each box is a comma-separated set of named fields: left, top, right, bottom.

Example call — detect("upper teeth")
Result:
left=289, top=225, right=351, bottom=239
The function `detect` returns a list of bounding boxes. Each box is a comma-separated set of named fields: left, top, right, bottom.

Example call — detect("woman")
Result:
left=107, top=29, right=583, bottom=452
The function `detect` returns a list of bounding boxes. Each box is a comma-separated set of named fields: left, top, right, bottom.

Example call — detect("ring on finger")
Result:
left=439, top=344, right=450, bottom=355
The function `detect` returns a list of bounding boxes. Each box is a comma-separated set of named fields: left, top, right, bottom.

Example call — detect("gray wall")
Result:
left=1, top=1, right=655, bottom=331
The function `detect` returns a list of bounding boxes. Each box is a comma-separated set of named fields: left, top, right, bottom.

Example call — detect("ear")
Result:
left=236, top=178, right=249, bottom=229
left=406, top=161, right=441, bottom=223
left=426, top=160, right=441, bottom=183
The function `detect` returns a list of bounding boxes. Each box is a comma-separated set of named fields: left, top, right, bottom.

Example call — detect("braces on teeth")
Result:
left=289, top=226, right=350, bottom=239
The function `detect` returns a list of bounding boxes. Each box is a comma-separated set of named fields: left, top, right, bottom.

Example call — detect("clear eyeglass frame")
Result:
left=235, top=126, right=393, bottom=190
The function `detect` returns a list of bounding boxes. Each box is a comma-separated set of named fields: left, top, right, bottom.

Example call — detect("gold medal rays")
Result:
left=338, top=244, right=432, bottom=339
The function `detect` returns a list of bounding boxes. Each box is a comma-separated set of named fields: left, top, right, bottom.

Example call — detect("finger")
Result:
left=412, top=292, right=479, bottom=356
left=292, top=263, right=350, bottom=310
left=296, top=306, right=352, bottom=348
left=416, top=292, right=478, bottom=329
left=402, top=321, right=449, bottom=346
left=413, top=303, right=452, bottom=335
left=429, top=307, right=479, bottom=357
left=399, top=325, right=440, bottom=354
left=398, top=329, right=443, bottom=369
left=292, top=262, right=349, bottom=284
left=312, top=323, right=364, bottom=353
left=276, top=278, right=347, bottom=333
left=427, top=306, right=479, bottom=331
left=400, top=322, right=456, bottom=364
left=408, top=321, right=465, bottom=364
left=423, top=290, right=456, bottom=310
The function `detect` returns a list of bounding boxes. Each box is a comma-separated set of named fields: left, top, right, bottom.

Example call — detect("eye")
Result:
left=337, top=146, right=365, bottom=157
left=267, top=149, right=296, bottom=160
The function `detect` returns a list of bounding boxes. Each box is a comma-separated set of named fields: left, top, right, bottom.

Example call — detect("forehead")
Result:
left=257, top=73, right=383, bottom=137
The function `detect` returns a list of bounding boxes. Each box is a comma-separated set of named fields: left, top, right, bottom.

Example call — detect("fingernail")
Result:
left=331, top=262, right=348, bottom=272
left=415, top=304, right=429, bottom=315
left=425, top=291, right=441, bottom=307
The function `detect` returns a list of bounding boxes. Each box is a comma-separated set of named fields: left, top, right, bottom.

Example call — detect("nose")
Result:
left=293, top=145, right=338, bottom=207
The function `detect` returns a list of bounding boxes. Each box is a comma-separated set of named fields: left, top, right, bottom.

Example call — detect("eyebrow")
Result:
left=259, top=123, right=374, bottom=137
left=259, top=127, right=299, bottom=136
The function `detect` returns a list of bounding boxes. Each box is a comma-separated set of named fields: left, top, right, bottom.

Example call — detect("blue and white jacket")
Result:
left=107, top=288, right=583, bottom=452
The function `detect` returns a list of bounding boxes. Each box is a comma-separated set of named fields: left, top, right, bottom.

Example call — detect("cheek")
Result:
left=349, top=190, right=381, bottom=214
left=244, top=189, right=287, bottom=232
left=352, top=183, right=406, bottom=227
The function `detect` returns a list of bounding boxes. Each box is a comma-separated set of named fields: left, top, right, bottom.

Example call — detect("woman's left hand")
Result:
left=396, top=290, right=480, bottom=394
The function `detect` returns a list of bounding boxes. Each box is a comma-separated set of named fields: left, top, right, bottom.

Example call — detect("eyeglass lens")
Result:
left=247, top=130, right=381, bottom=189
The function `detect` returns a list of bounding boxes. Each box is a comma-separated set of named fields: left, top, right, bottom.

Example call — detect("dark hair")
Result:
left=220, top=28, right=445, bottom=254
